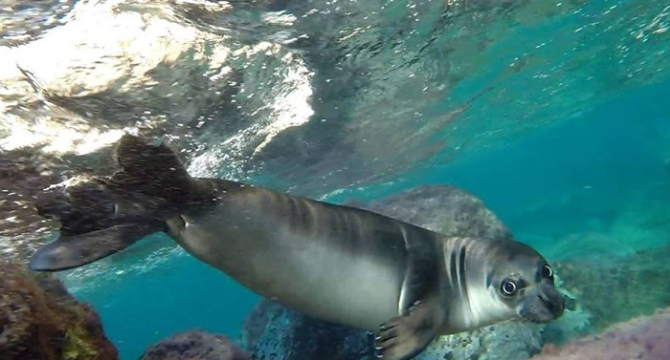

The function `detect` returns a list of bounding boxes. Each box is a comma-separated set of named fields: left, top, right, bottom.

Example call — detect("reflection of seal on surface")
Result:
left=29, top=134, right=565, bottom=360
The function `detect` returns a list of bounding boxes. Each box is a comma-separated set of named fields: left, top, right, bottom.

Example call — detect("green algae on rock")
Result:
left=553, top=242, right=670, bottom=333
left=0, top=260, right=118, bottom=360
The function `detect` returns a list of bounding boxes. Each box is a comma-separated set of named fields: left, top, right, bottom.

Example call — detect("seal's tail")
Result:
left=107, top=133, right=195, bottom=203
left=29, top=134, right=194, bottom=272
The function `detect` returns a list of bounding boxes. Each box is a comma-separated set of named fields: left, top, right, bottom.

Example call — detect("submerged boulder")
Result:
left=240, top=185, right=544, bottom=360
left=355, top=184, right=513, bottom=240
left=531, top=306, right=670, bottom=360
left=140, top=330, right=251, bottom=360
left=243, top=298, right=543, bottom=360
left=553, top=241, right=670, bottom=333
left=0, top=260, right=117, bottom=360
left=241, top=300, right=373, bottom=360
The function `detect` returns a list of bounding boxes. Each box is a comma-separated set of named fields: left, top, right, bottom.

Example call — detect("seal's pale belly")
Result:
left=169, top=189, right=410, bottom=331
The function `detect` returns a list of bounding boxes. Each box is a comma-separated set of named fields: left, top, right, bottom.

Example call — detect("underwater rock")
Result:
left=352, top=184, right=513, bottom=240
left=0, top=260, right=118, bottom=360
left=416, top=322, right=543, bottom=360
left=240, top=185, right=543, bottom=360
left=241, top=300, right=374, bottom=360
left=553, top=242, right=670, bottom=333
left=531, top=306, right=670, bottom=360
left=244, top=299, right=543, bottom=360
left=140, top=330, right=251, bottom=360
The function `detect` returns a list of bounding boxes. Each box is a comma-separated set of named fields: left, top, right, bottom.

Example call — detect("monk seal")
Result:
left=29, top=134, right=565, bottom=360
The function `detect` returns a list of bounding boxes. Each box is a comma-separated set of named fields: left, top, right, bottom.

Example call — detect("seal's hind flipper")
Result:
left=108, top=134, right=194, bottom=203
left=29, top=152, right=174, bottom=272
left=374, top=301, right=442, bottom=360
left=29, top=222, right=162, bottom=271
left=29, top=134, right=196, bottom=272
left=30, top=176, right=167, bottom=272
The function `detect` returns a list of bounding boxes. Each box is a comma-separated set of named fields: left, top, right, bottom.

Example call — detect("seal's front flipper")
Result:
left=374, top=226, right=443, bottom=359
left=29, top=222, right=162, bottom=271
left=374, top=301, right=441, bottom=360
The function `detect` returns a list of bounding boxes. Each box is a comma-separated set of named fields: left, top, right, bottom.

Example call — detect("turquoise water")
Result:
left=73, top=78, right=670, bottom=360
left=3, top=0, right=669, bottom=358
left=74, top=250, right=260, bottom=360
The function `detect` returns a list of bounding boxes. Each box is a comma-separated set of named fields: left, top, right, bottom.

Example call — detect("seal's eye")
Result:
left=500, top=279, right=517, bottom=296
left=541, top=264, right=553, bottom=279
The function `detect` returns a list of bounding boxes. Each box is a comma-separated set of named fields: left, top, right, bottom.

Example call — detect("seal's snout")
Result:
left=518, top=282, right=565, bottom=323
left=537, top=284, right=565, bottom=318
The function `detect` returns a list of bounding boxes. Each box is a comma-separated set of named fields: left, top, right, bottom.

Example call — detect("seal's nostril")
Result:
left=538, top=293, right=556, bottom=313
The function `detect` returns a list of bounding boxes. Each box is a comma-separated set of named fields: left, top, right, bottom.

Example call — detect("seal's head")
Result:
left=483, top=240, right=565, bottom=324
